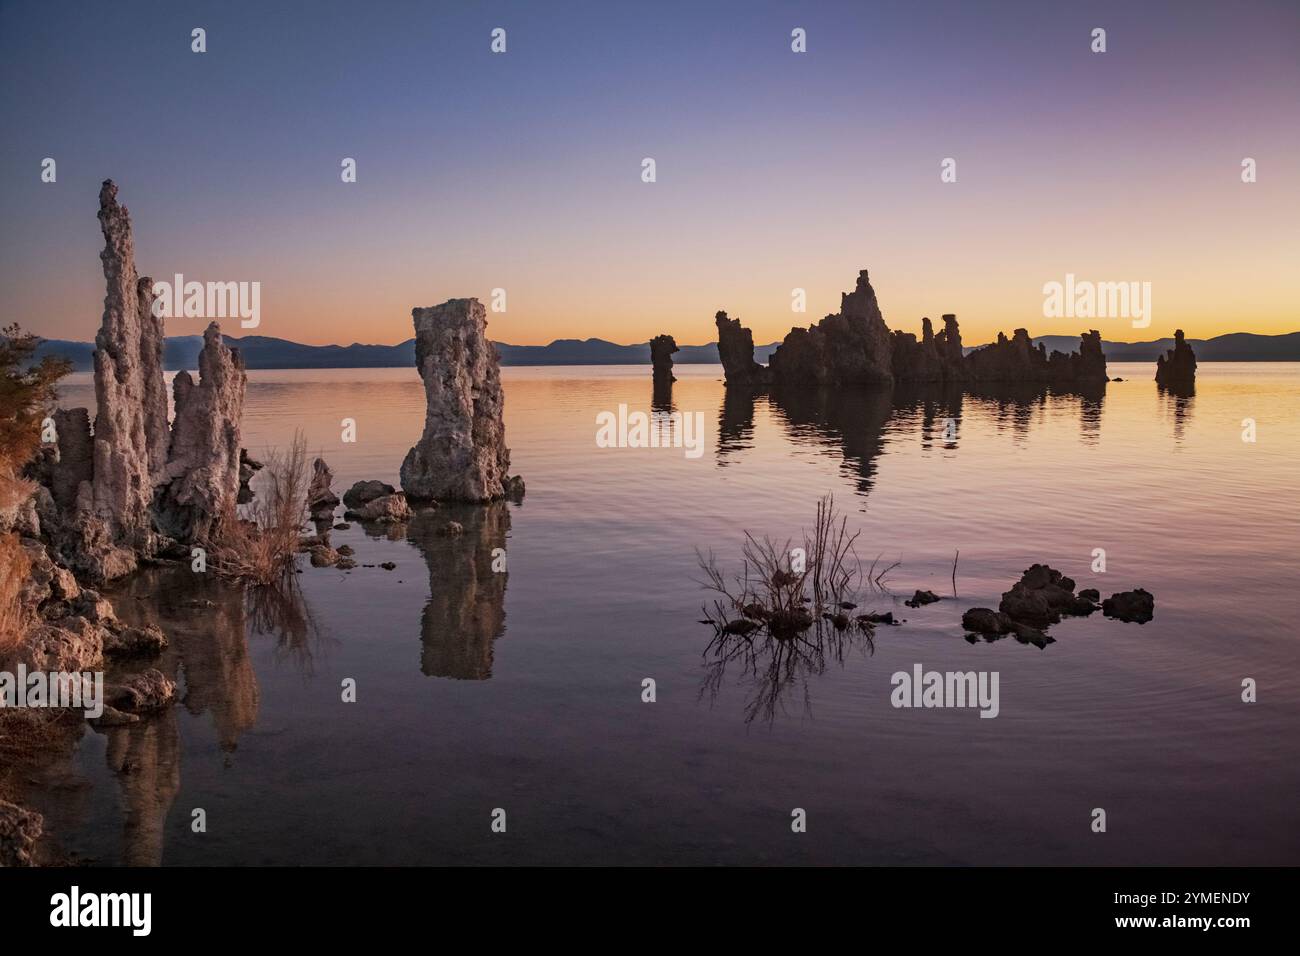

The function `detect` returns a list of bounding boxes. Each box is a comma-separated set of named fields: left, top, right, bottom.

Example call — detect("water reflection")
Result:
left=702, top=619, right=876, bottom=725
left=1158, top=381, right=1195, bottom=442
left=405, top=502, right=511, bottom=680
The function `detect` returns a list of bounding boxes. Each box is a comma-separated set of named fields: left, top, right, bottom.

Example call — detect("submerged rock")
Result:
left=1102, top=588, right=1155, bottom=624
left=103, top=623, right=168, bottom=659
left=400, top=298, right=512, bottom=502
left=1155, top=329, right=1197, bottom=386
left=344, top=492, right=412, bottom=524
left=961, top=607, right=1014, bottom=635
left=105, top=669, right=176, bottom=713
left=905, top=589, right=940, bottom=608
left=342, top=479, right=395, bottom=509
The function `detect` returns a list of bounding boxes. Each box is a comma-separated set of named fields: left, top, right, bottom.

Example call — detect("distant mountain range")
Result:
left=32, top=331, right=1300, bottom=371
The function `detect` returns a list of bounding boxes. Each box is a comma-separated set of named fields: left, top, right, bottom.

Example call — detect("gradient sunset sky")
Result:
left=2, top=0, right=1296, bottom=348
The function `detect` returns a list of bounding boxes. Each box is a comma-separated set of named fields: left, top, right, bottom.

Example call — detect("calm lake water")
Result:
left=28, top=362, right=1300, bottom=865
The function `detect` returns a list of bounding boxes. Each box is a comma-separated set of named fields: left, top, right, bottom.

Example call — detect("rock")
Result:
left=966, top=328, right=1107, bottom=386
left=309, top=545, right=340, bottom=567
left=0, top=799, right=43, bottom=867
left=336, top=544, right=354, bottom=556
left=237, top=449, right=262, bottom=504
left=400, top=298, right=512, bottom=502
left=306, top=457, right=340, bottom=521
left=1102, top=588, right=1155, bottom=624
left=438, top=520, right=465, bottom=536
left=91, top=705, right=140, bottom=727
left=17, top=619, right=105, bottom=672
left=767, top=270, right=894, bottom=388
left=961, top=607, right=1014, bottom=635
left=998, top=564, right=1081, bottom=627
left=722, top=618, right=759, bottom=636
left=715, top=311, right=772, bottom=387
left=905, top=589, right=940, bottom=608
left=153, top=322, right=247, bottom=543
left=89, top=181, right=170, bottom=553
left=70, top=589, right=119, bottom=627
left=1155, top=329, right=1197, bottom=386
left=1010, top=621, right=1054, bottom=648
left=342, top=480, right=396, bottom=509
left=103, top=623, right=167, bottom=658
left=856, top=611, right=898, bottom=625
left=333, top=522, right=351, bottom=531
left=346, top=492, right=412, bottom=524
left=335, top=557, right=357, bottom=570
left=104, top=669, right=176, bottom=713
left=1078, top=588, right=1100, bottom=602
left=379, top=561, right=396, bottom=571
left=49, top=407, right=94, bottom=512
left=650, top=334, right=679, bottom=383
left=503, top=475, right=525, bottom=502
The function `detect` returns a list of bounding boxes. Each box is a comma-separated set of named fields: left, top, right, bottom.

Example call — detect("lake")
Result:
left=25, top=362, right=1300, bottom=865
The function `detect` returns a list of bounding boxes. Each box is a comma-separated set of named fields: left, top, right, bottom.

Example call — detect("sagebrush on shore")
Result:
left=210, top=430, right=308, bottom=586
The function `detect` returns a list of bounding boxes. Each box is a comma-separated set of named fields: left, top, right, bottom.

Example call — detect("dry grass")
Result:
left=210, top=430, right=308, bottom=586
left=0, top=533, right=30, bottom=659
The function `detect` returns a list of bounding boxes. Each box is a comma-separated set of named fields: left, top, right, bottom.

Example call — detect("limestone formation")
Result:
left=307, top=458, right=340, bottom=522
left=90, top=181, right=168, bottom=549
left=343, top=479, right=396, bottom=509
left=153, top=323, right=247, bottom=543
left=650, top=334, right=679, bottom=383
left=0, top=799, right=43, bottom=867
left=965, top=328, right=1107, bottom=386
left=715, top=311, right=771, bottom=387
left=400, top=298, right=512, bottom=502
left=1155, top=329, right=1197, bottom=386
left=768, top=270, right=895, bottom=388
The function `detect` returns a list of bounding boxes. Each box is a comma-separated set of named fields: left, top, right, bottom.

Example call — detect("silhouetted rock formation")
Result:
left=1155, top=329, right=1197, bottom=386
left=713, top=270, right=1105, bottom=392
left=768, top=270, right=894, bottom=387
left=401, top=298, right=512, bottom=502
left=154, top=323, right=246, bottom=543
left=965, top=328, right=1107, bottom=386
left=891, top=314, right=970, bottom=384
left=715, top=311, right=771, bottom=387
left=650, top=334, right=678, bottom=383
left=1102, top=588, right=1155, bottom=624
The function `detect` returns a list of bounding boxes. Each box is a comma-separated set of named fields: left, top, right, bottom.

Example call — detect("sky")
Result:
left=1, top=0, right=1297, bottom=348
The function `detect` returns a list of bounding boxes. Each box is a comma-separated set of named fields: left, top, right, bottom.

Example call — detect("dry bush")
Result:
left=0, top=325, right=70, bottom=656
left=695, top=494, right=866, bottom=639
left=0, top=533, right=30, bottom=657
left=211, top=430, right=308, bottom=586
